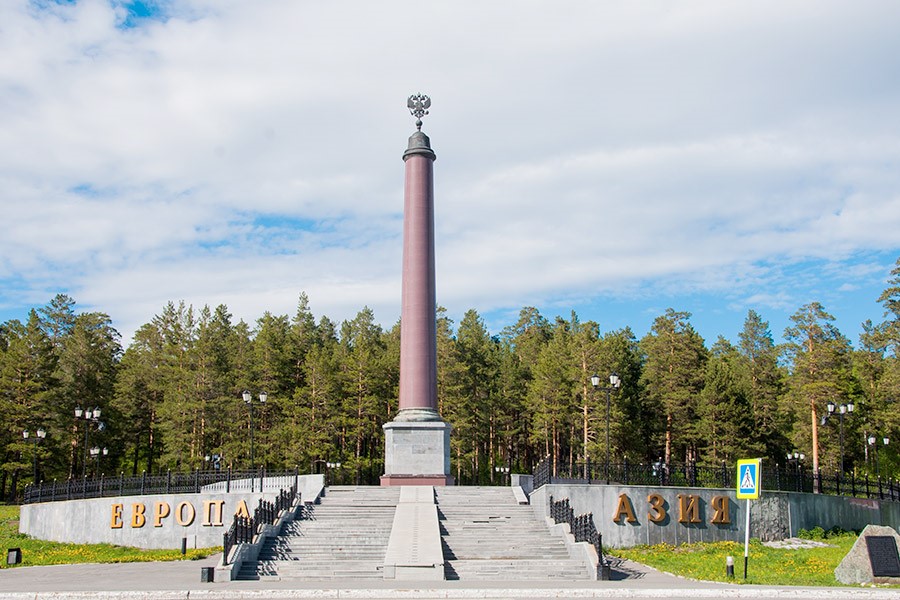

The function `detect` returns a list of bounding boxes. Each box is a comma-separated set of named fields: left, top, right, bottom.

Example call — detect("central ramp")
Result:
left=436, top=486, right=591, bottom=581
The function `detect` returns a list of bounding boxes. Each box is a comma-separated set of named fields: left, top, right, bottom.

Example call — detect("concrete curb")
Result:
left=1, top=588, right=898, bottom=600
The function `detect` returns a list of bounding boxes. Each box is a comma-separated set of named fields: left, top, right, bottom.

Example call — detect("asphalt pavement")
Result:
left=0, top=554, right=894, bottom=600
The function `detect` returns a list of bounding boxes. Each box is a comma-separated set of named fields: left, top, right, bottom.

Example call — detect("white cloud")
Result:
left=1, top=1, right=899, bottom=343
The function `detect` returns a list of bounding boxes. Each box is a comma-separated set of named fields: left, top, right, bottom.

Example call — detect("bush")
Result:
left=798, top=525, right=857, bottom=540
left=798, top=526, right=826, bottom=540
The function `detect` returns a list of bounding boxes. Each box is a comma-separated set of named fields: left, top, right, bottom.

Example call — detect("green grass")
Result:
left=0, top=504, right=221, bottom=568
left=612, top=534, right=860, bottom=587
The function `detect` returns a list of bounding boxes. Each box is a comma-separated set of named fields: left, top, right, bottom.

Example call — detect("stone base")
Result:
left=382, top=419, right=452, bottom=487
left=380, top=474, right=454, bottom=486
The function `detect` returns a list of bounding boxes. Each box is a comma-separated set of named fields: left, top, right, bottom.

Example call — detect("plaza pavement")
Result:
left=0, top=554, right=895, bottom=600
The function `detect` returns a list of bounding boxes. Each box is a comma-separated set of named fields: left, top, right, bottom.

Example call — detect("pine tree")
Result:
left=0, top=311, right=57, bottom=497
left=699, top=337, right=758, bottom=463
left=597, top=327, right=648, bottom=463
left=56, top=312, right=121, bottom=477
left=339, top=308, right=389, bottom=483
left=527, top=319, right=576, bottom=473
left=783, top=302, right=857, bottom=474
left=640, top=309, right=708, bottom=465
left=450, top=309, right=497, bottom=484
left=737, top=310, right=788, bottom=461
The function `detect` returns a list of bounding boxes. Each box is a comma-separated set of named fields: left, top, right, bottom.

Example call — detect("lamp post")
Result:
left=90, top=446, right=108, bottom=476
left=23, top=428, right=47, bottom=483
left=786, top=451, right=805, bottom=473
left=867, top=435, right=890, bottom=477
left=590, top=372, right=621, bottom=485
left=823, top=401, right=853, bottom=476
left=205, top=453, right=222, bottom=472
left=74, top=407, right=104, bottom=479
left=787, top=450, right=805, bottom=491
left=326, top=461, right=341, bottom=486
left=494, top=465, right=510, bottom=485
left=242, top=391, right=267, bottom=473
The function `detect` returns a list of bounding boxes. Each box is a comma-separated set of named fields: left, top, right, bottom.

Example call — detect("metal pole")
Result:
left=249, top=401, right=255, bottom=473
left=874, top=442, right=879, bottom=478
left=743, top=498, right=751, bottom=579
left=582, top=403, right=588, bottom=480
left=839, top=414, right=844, bottom=477
left=32, top=437, right=38, bottom=483
left=83, top=422, right=89, bottom=480
left=605, top=388, right=611, bottom=485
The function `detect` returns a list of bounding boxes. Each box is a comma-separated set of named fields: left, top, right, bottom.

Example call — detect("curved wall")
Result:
left=530, top=483, right=900, bottom=548
left=19, top=474, right=323, bottom=550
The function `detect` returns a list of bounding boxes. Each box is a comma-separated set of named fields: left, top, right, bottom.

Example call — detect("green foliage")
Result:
left=798, top=526, right=827, bottom=540
left=797, top=525, right=854, bottom=540
left=613, top=535, right=858, bottom=586
left=640, top=309, right=708, bottom=464
left=1, top=257, right=900, bottom=492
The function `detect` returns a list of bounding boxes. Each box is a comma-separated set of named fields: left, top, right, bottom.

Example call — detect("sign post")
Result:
left=736, top=458, right=761, bottom=579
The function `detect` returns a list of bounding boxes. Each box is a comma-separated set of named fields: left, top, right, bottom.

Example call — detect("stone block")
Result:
left=835, top=524, right=900, bottom=585
left=382, top=420, right=451, bottom=485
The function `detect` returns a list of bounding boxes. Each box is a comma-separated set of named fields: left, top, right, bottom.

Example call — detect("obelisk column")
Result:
left=381, top=94, right=453, bottom=486
left=398, top=98, right=439, bottom=420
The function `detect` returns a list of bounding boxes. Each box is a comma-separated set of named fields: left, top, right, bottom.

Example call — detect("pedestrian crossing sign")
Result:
left=736, top=459, right=761, bottom=499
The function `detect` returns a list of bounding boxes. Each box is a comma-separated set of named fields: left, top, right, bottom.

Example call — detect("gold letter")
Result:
left=110, top=504, right=123, bottom=529
left=175, top=501, right=196, bottom=526
left=234, top=499, right=250, bottom=520
left=711, top=496, right=731, bottom=524
left=203, top=500, right=226, bottom=526
left=647, top=493, right=667, bottom=523
left=131, top=503, right=146, bottom=528
left=677, top=494, right=702, bottom=524
left=153, top=502, right=170, bottom=527
left=613, top=494, right=637, bottom=523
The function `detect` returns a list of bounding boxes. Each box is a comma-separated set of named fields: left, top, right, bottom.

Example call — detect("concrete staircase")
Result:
left=236, top=485, right=400, bottom=580
left=436, top=486, right=591, bottom=581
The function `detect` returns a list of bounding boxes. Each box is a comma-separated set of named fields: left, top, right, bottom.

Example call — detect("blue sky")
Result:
left=2, top=1, right=899, bottom=347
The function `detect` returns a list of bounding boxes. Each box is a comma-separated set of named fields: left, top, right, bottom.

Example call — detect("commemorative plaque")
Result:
left=866, top=536, right=900, bottom=578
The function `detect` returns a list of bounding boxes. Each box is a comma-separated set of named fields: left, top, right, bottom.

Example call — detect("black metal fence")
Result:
left=22, top=467, right=301, bottom=504
left=549, top=495, right=608, bottom=579
left=534, top=456, right=900, bottom=502
left=223, top=483, right=299, bottom=565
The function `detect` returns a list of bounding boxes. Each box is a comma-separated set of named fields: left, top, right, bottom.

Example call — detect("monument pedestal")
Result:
left=381, top=419, right=453, bottom=486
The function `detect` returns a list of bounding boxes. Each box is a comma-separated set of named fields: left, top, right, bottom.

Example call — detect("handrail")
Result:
left=223, top=483, right=299, bottom=565
left=549, top=495, right=607, bottom=579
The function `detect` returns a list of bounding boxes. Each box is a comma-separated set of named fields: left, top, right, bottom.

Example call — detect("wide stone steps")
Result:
left=236, top=485, right=590, bottom=581
left=236, top=486, right=399, bottom=581
left=436, top=487, right=590, bottom=581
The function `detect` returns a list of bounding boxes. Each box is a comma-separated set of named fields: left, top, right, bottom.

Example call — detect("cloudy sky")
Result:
left=2, top=0, right=899, bottom=347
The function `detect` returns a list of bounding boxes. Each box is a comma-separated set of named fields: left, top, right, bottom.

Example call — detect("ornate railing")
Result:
left=549, top=495, right=608, bottom=579
left=533, top=456, right=900, bottom=502
left=22, top=467, right=301, bottom=504
left=223, top=483, right=299, bottom=565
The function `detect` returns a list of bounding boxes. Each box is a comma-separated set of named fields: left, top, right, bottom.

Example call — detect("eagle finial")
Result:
left=407, top=93, right=431, bottom=131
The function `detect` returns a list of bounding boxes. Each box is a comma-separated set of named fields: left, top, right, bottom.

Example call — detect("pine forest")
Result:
left=2, top=258, right=900, bottom=500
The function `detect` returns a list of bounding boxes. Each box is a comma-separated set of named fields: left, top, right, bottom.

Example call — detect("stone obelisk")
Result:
left=381, top=94, right=453, bottom=486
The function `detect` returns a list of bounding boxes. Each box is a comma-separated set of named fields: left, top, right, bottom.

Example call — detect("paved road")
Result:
left=0, top=554, right=892, bottom=599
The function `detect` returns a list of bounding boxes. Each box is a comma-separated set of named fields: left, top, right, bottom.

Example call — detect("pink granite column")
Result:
left=397, top=131, right=440, bottom=421
left=381, top=98, right=453, bottom=485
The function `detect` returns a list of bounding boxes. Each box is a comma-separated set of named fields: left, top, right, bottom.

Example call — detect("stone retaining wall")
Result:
left=530, top=483, right=900, bottom=548
left=19, top=474, right=323, bottom=549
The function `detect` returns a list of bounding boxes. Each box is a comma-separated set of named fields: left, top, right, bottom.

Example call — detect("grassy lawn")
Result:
left=0, top=504, right=220, bottom=569
left=611, top=533, right=859, bottom=587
